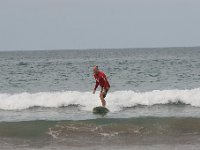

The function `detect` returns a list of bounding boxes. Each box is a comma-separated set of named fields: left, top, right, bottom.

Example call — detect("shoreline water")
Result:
left=0, top=117, right=200, bottom=149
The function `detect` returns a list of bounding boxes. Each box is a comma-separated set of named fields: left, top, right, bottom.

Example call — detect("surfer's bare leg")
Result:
left=99, top=88, right=109, bottom=107
left=100, top=92, right=106, bottom=107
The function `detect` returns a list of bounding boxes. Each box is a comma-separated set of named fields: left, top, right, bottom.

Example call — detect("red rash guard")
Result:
left=94, top=71, right=110, bottom=90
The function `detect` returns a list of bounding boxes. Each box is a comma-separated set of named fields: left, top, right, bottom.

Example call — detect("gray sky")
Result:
left=0, top=0, right=200, bottom=51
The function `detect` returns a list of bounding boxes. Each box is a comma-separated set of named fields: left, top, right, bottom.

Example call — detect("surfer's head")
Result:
left=93, top=65, right=99, bottom=74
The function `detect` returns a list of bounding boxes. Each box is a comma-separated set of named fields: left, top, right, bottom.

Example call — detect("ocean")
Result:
left=0, top=47, right=200, bottom=150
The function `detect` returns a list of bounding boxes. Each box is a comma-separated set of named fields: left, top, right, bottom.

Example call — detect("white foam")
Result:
left=0, top=88, right=200, bottom=111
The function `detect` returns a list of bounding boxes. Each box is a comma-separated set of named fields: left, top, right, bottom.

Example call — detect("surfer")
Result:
left=93, top=66, right=110, bottom=107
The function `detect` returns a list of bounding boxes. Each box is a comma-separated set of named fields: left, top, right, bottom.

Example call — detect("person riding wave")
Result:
left=93, top=66, right=110, bottom=107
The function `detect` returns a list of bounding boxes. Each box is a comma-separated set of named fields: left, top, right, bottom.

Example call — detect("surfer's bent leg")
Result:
left=99, top=88, right=109, bottom=107
left=103, top=88, right=109, bottom=98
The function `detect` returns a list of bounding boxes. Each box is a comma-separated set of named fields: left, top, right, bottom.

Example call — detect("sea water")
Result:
left=0, top=47, right=200, bottom=149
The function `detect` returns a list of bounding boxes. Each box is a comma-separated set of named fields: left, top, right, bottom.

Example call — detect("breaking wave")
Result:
left=0, top=88, right=200, bottom=111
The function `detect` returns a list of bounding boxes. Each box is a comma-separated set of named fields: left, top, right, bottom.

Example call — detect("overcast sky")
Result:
left=0, top=0, right=200, bottom=51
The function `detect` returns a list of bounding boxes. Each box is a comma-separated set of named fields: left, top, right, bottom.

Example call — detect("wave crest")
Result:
left=0, top=88, right=200, bottom=111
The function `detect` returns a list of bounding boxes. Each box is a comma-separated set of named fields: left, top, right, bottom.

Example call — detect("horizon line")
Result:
left=0, top=45, right=200, bottom=52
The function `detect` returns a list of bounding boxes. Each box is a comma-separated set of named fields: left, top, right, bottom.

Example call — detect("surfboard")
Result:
left=93, top=106, right=109, bottom=114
